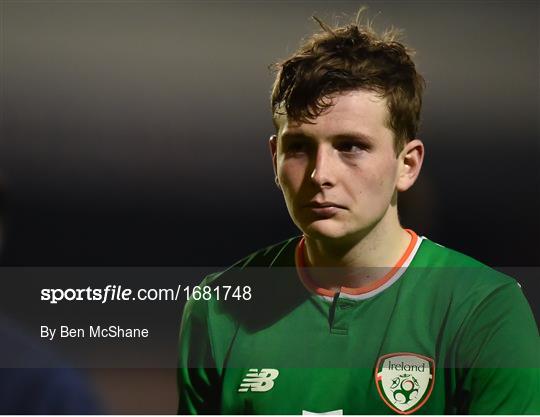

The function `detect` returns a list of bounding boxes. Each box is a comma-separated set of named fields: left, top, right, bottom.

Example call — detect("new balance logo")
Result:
left=238, top=368, right=279, bottom=392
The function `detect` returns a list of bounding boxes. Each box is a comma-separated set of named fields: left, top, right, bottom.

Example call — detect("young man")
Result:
left=178, top=15, right=539, bottom=415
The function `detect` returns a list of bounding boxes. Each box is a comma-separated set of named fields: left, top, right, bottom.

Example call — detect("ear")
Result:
left=396, top=139, right=424, bottom=192
left=269, top=134, right=278, bottom=177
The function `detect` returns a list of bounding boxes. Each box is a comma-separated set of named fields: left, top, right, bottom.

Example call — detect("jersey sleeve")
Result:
left=177, top=283, right=221, bottom=415
left=455, top=280, right=540, bottom=414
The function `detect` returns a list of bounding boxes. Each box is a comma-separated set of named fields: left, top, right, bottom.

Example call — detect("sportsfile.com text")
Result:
left=40, top=284, right=252, bottom=304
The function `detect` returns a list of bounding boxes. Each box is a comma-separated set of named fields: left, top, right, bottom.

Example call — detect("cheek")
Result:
left=355, top=157, right=398, bottom=195
left=277, top=161, right=306, bottom=223
left=278, top=160, right=305, bottom=191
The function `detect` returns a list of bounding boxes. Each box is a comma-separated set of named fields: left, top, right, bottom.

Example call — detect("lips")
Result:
left=305, top=201, right=346, bottom=209
left=303, top=201, right=346, bottom=218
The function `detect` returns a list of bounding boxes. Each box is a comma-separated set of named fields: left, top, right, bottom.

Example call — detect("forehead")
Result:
left=276, top=90, right=391, bottom=139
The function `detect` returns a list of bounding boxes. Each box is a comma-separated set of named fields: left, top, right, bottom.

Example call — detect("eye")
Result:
left=284, top=141, right=309, bottom=154
left=335, top=141, right=367, bottom=154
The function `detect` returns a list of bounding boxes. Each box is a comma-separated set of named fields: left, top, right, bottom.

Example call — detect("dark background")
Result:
left=1, top=0, right=538, bottom=413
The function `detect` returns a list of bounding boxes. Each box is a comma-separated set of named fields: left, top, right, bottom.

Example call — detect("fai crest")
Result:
left=375, top=352, right=435, bottom=414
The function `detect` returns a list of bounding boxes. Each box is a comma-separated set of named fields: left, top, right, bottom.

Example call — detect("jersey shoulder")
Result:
left=183, top=237, right=304, bottom=367
left=413, top=237, right=517, bottom=289
left=405, top=237, right=525, bottom=319
left=415, top=237, right=490, bottom=267
left=204, top=236, right=300, bottom=286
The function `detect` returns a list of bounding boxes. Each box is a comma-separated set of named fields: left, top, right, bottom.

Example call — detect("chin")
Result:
left=299, top=216, right=374, bottom=244
left=300, top=219, right=351, bottom=241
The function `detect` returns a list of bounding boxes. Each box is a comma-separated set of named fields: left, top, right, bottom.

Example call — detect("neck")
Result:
left=303, top=206, right=411, bottom=289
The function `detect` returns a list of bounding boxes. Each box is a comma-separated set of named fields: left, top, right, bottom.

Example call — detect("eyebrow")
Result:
left=280, top=131, right=375, bottom=143
left=331, top=132, right=375, bottom=143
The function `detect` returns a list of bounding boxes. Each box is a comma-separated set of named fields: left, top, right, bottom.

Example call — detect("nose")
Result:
left=310, top=145, right=335, bottom=188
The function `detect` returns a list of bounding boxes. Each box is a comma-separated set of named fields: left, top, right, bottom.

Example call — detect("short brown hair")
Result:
left=271, top=11, right=425, bottom=153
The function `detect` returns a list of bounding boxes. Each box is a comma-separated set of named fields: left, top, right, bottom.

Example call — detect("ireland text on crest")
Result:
left=375, top=353, right=435, bottom=414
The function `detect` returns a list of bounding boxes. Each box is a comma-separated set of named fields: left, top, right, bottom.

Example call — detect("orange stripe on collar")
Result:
left=295, top=229, right=418, bottom=297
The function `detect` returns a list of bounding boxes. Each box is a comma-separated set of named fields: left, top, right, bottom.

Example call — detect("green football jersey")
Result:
left=178, top=231, right=540, bottom=414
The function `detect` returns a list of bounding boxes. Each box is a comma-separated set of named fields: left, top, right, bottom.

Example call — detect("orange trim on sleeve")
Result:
left=295, top=229, right=418, bottom=297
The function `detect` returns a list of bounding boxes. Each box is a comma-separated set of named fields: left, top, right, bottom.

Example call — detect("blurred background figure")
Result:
left=0, top=317, right=102, bottom=414
left=0, top=180, right=102, bottom=414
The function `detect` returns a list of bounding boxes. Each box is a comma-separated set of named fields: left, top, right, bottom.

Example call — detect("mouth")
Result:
left=303, top=201, right=346, bottom=218
left=305, top=201, right=347, bottom=209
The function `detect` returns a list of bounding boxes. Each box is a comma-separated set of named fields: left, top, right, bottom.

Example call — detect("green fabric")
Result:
left=178, top=237, right=540, bottom=414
